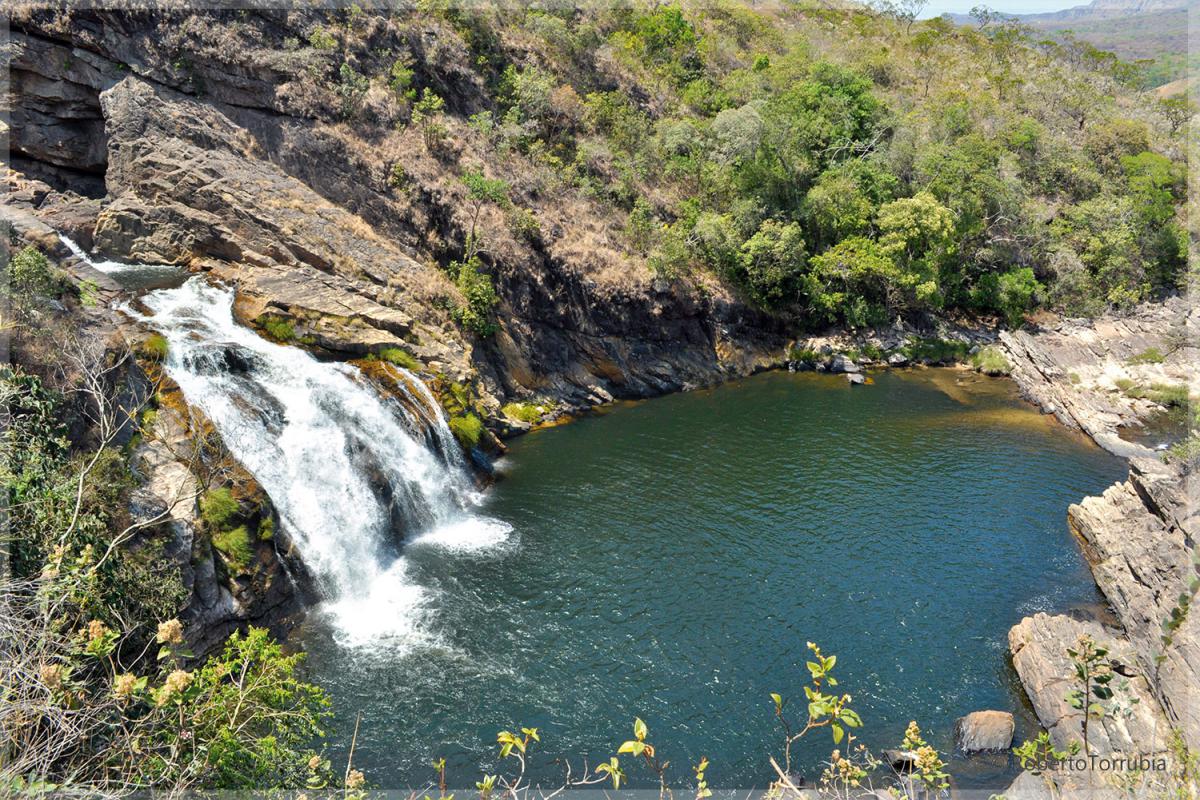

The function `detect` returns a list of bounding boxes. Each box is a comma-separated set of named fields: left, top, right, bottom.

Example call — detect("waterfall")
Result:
left=130, top=277, right=513, bottom=649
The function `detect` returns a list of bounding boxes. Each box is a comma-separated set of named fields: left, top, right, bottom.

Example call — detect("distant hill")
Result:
left=948, top=0, right=1194, bottom=89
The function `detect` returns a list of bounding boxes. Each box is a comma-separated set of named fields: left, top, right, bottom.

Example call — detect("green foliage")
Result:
left=733, top=219, right=807, bottom=309
left=336, top=63, right=369, bottom=118
left=1014, top=731, right=1080, bottom=774
left=501, top=402, right=542, bottom=424
left=452, top=257, right=499, bottom=337
left=996, top=267, right=1043, bottom=328
left=448, top=412, right=484, bottom=448
left=140, top=334, right=169, bottom=362
left=970, top=345, right=1011, bottom=376
left=412, top=88, right=447, bottom=150
left=1122, top=381, right=1190, bottom=408
left=307, top=25, right=337, bottom=50
left=6, top=246, right=62, bottom=302
left=152, top=627, right=330, bottom=788
left=260, top=316, right=295, bottom=342
left=388, top=163, right=411, bottom=190
left=212, top=525, right=253, bottom=571
left=388, top=55, right=414, bottom=95
left=902, top=336, right=970, bottom=364
left=1128, top=347, right=1166, bottom=365
left=1066, top=634, right=1119, bottom=754
left=377, top=347, right=420, bottom=370
left=200, top=487, right=239, bottom=530
left=507, top=206, right=541, bottom=242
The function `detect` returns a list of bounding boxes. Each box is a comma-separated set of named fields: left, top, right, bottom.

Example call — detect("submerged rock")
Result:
left=956, top=710, right=1014, bottom=753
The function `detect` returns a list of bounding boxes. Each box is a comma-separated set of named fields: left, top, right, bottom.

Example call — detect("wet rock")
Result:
left=955, top=710, right=1014, bottom=753
left=847, top=372, right=865, bottom=385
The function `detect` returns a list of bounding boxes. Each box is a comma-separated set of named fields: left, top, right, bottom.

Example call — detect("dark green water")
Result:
left=298, top=369, right=1124, bottom=789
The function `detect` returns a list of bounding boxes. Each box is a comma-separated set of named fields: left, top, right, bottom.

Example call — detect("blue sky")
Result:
left=919, top=0, right=1082, bottom=16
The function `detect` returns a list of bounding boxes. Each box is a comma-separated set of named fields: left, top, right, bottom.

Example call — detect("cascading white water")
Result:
left=130, top=277, right=513, bottom=649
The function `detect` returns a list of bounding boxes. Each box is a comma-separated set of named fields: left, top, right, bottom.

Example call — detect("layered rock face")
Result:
left=6, top=9, right=783, bottom=419
left=1001, top=297, right=1196, bottom=459
left=1001, top=307, right=1198, bottom=771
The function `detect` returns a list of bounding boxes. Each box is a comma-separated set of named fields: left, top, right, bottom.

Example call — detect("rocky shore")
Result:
left=997, top=301, right=1198, bottom=796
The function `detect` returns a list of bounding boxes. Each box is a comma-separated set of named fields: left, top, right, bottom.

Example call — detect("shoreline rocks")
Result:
left=999, top=300, right=1198, bottom=797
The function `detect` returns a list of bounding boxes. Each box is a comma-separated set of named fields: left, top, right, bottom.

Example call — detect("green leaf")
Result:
left=770, top=692, right=783, bottom=710
left=633, top=717, right=648, bottom=741
left=832, top=723, right=844, bottom=744
left=618, top=741, right=645, bottom=757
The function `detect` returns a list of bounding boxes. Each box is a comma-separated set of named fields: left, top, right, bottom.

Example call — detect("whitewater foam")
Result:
left=129, top=276, right=512, bottom=650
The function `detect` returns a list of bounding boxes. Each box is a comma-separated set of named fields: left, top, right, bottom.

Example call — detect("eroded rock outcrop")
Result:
left=1068, top=457, right=1199, bottom=750
left=1002, top=302, right=1198, bottom=760
left=1009, top=613, right=1172, bottom=755
left=1001, top=297, right=1195, bottom=459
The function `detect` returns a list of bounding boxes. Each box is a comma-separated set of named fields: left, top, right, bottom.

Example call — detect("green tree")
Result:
left=462, top=170, right=511, bottom=261
left=734, top=220, right=807, bottom=309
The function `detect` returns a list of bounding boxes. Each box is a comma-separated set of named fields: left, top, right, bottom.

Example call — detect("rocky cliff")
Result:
left=999, top=303, right=1198, bottom=793
left=5, top=8, right=783, bottom=424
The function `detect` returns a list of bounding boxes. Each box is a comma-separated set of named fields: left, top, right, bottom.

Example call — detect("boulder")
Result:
left=887, top=352, right=909, bottom=366
left=955, top=710, right=1014, bottom=753
left=830, top=353, right=860, bottom=373
left=847, top=372, right=866, bottom=385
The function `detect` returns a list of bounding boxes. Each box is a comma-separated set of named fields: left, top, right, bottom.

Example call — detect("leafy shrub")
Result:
left=996, top=267, right=1043, bottom=328
left=734, top=220, right=807, bottom=309
left=377, top=347, right=419, bottom=370
left=501, top=402, right=542, bottom=423
left=212, top=525, right=253, bottom=570
left=336, top=63, right=369, bottom=118
left=448, top=412, right=484, bottom=448
left=307, top=26, right=337, bottom=50
left=507, top=207, right=542, bottom=242
left=7, top=246, right=62, bottom=300
left=452, top=258, right=499, bottom=337
left=200, top=487, right=239, bottom=530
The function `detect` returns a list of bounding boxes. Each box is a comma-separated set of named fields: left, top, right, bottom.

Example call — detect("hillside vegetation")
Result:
left=284, top=1, right=1189, bottom=331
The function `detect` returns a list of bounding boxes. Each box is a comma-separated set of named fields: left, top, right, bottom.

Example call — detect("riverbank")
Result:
left=994, top=299, right=1198, bottom=798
